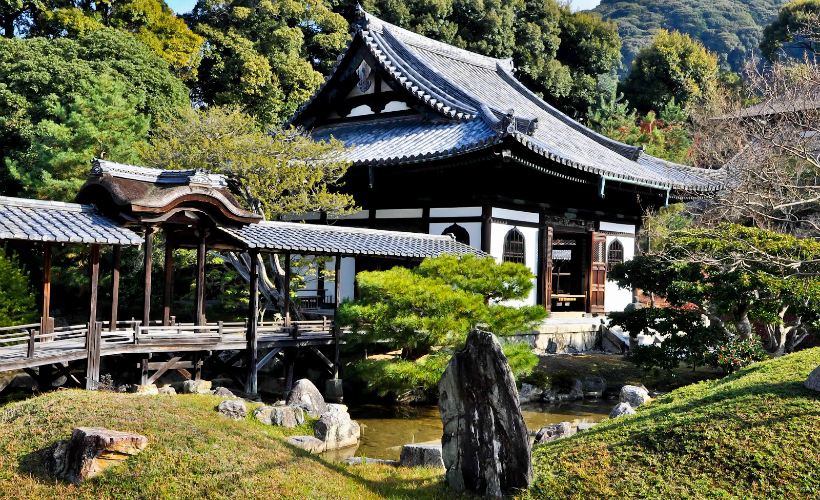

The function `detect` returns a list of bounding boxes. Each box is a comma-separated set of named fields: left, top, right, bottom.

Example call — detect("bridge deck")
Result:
left=0, top=320, right=336, bottom=373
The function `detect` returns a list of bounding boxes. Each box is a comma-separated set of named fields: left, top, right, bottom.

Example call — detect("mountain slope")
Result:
left=593, top=0, right=790, bottom=73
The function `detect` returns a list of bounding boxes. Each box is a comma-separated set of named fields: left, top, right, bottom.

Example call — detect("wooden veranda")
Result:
left=0, top=160, right=483, bottom=395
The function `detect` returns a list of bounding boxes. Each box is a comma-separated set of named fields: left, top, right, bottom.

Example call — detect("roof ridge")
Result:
left=359, top=7, right=514, bottom=72
left=0, top=195, right=94, bottom=213
left=259, top=220, right=456, bottom=240
left=91, top=159, right=229, bottom=188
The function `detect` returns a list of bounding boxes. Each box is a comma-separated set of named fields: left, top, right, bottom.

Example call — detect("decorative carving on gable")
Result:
left=543, top=215, right=594, bottom=231
left=356, top=62, right=372, bottom=93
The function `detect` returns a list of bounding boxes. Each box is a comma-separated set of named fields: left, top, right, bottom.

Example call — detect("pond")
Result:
left=322, top=399, right=613, bottom=461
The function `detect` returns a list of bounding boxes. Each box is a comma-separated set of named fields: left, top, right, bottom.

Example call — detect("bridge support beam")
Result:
left=194, top=227, right=208, bottom=326
left=163, top=233, right=174, bottom=327
left=110, top=245, right=121, bottom=331
left=245, top=250, right=259, bottom=394
left=143, top=226, right=156, bottom=327
left=85, top=244, right=101, bottom=390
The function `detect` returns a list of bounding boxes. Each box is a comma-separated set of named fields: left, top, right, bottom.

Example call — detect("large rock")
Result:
left=399, top=443, right=445, bottom=468
left=609, top=402, right=636, bottom=419
left=133, top=384, right=158, bottom=395
left=534, top=422, right=573, bottom=444
left=43, top=427, right=147, bottom=484
left=287, top=435, right=326, bottom=454
left=182, top=379, right=212, bottom=394
left=314, top=409, right=360, bottom=450
left=287, top=379, right=328, bottom=417
left=439, top=330, right=532, bottom=498
left=253, top=405, right=305, bottom=428
left=576, top=422, right=598, bottom=433
left=213, top=387, right=237, bottom=398
left=217, top=400, right=247, bottom=420
left=582, top=376, right=607, bottom=394
left=518, top=383, right=543, bottom=404
left=157, top=386, right=176, bottom=396
left=619, top=385, right=651, bottom=408
left=805, top=364, right=820, bottom=391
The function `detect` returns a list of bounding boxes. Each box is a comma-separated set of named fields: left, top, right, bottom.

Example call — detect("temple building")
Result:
left=287, top=8, right=725, bottom=314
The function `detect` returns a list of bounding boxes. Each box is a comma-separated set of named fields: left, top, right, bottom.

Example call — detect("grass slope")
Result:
left=0, top=392, right=464, bottom=500
left=526, top=348, right=820, bottom=499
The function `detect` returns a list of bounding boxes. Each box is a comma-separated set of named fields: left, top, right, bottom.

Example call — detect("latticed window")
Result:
left=442, top=224, right=470, bottom=245
left=502, top=228, right=526, bottom=265
left=607, top=239, right=624, bottom=271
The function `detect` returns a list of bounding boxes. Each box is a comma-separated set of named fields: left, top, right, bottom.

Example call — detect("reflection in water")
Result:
left=336, top=399, right=613, bottom=461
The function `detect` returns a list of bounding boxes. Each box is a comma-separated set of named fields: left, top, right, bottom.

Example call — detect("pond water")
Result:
left=324, top=399, right=613, bottom=461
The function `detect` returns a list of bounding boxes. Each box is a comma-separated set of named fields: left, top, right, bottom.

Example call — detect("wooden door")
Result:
left=543, top=226, right=553, bottom=312
left=589, top=232, right=607, bottom=313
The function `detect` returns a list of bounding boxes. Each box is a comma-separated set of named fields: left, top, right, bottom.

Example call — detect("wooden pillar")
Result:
left=246, top=251, right=259, bottom=394
left=86, top=244, right=101, bottom=390
left=194, top=228, right=207, bottom=326
left=142, top=226, right=155, bottom=328
left=481, top=202, right=492, bottom=254
left=163, top=233, right=174, bottom=327
left=333, top=254, right=342, bottom=379
left=41, top=243, right=52, bottom=338
left=283, top=253, right=291, bottom=326
left=110, top=245, right=121, bottom=332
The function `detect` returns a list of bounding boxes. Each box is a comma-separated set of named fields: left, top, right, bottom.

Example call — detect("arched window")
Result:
left=503, top=228, right=526, bottom=265
left=607, top=239, right=624, bottom=271
left=442, top=224, right=470, bottom=245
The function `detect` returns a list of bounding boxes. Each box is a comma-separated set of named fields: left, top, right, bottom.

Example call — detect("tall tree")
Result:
left=185, top=0, right=349, bottom=126
left=760, top=0, right=820, bottom=62
left=0, top=29, right=189, bottom=198
left=621, top=29, right=719, bottom=112
left=1, top=0, right=203, bottom=79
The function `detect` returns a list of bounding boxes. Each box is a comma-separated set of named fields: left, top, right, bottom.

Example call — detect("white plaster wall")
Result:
left=490, top=222, right=538, bottom=306
left=323, top=257, right=356, bottom=303
left=604, top=235, right=635, bottom=312
left=375, top=208, right=423, bottom=219
left=492, top=207, right=540, bottom=224
left=429, top=222, right=482, bottom=248
left=430, top=207, right=482, bottom=218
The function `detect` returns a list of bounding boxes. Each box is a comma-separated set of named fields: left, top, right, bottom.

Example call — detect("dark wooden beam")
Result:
left=246, top=251, right=259, bottom=394
left=194, top=228, right=207, bottom=326
left=110, top=245, right=121, bottom=332
left=283, top=253, right=291, bottom=326
left=163, top=234, right=174, bottom=326
left=333, top=254, right=341, bottom=379
left=41, top=243, right=52, bottom=339
left=86, top=244, right=101, bottom=390
left=481, top=201, right=492, bottom=253
left=256, top=347, right=282, bottom=372
left=146, top=356, right=182, bottom=385
left=143, top=227, right=155, bottom=327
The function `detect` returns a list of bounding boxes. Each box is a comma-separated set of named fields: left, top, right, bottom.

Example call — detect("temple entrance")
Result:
left=549, top=233, right=588, bottom=312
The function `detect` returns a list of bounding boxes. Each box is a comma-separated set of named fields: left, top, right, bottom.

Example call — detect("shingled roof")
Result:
left=0, top=196, right=142, bottom=245
left=296, top=8, right=725, bottom=194
left=222, top=221, right=485, bottom=258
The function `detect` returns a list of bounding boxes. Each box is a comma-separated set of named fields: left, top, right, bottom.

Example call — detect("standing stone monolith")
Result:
left=439, top=330, right=532, bottom=498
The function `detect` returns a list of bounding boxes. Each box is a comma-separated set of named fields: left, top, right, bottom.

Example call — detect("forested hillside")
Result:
left=593, top=0, right=790, bottom=72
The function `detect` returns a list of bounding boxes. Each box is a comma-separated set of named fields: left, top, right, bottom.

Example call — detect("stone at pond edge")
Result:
left=254, top=406, right=305, bottom=428
left=213, top=387, right=237, bottom=398
left=609, top=402, right=636, bottom=419
left=133, top=384, right=158, bottom=395
left=157, top=386, right=176, bottom=395
left=344, top=457, right=398, bottom=466
left=287, top=379, right=328, bottom=417
left=576, top=422, right=598, bottom=433
left=518, top=383, right=543, bottom=403
left=287, top=435, right=326, bottom=454
left=620, top=385, right=651, bottom=408
left=439, top=329, right=532, bottom=498
left=182, top=379, right=212, bottom=394
left=218, top=400, right=247, bottom=420
left=534, top=422, right=573, bottom=444
left=314, top=409, right=360, bottom=450
left=43, top=427, right=148, bottom=484
left=805, top=364, right=820, bottom=391
left=399, top=443, right=445, bottom=468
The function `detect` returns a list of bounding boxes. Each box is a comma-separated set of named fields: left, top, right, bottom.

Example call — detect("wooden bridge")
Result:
left=0, top=160, right=483, bottom=395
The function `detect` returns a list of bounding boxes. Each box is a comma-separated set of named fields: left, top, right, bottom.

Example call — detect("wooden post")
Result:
left=246, top=251, right=259, bottom=394
left=194, top=228, right=207, bottom=326
left=110, top=245, right=121, bottom=332
left=284, top=349, right=294, bottom=394
left=143, top=226, right=155, bottom=328
left=481, top=201, right=492, bottom=254
left=333, top=254, right=341, bottom=379
left=86, top=244, right=101, bottom=390
left=41, top=243, right=52, bottom=342
left=283, top=253, right=291, bottom=326
left=163, top=233, right=173, bottom=326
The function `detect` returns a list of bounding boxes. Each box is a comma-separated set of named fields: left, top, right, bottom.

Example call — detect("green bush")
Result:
left=706, top=337, right=768, bottom=373
left=551, top=370, right=578, bottom=393
left=0, top=248, right=37, bottom=327
left=521, top=369, right=551, bottom=390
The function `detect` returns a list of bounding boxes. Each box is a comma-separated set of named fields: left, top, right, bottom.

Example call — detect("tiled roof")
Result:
left=299, top=8, right=724, bottom=193
left=0, top=196, right=143, bottom=245
left=222, top=221, right=485, bottom=257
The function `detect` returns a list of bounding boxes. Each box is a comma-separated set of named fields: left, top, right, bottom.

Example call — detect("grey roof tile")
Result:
left=223, top=221, right=485, bottom=258
left=0, top=196, right=142, bottom=246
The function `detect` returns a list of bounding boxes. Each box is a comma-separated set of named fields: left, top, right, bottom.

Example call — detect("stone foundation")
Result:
left=504, top=322, right=603, bottom=354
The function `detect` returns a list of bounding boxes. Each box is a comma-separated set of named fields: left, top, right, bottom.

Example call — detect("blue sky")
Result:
left=166, top=0, right=601, bottom=15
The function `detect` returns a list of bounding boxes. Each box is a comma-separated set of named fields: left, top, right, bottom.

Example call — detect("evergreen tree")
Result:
left=760, top=0, right=820, bottom=62
left=0, top=247, right=38, bottom=328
